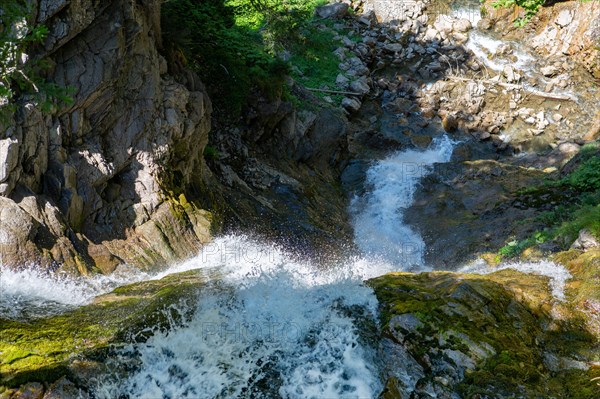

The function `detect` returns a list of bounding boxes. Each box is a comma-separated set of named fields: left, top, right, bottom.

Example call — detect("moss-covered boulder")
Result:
left=0, top=270, right=206, bottom=395
left=368, top=270, right=600, bottom=398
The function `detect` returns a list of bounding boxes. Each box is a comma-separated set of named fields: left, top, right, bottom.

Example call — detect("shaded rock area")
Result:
left=369, top=269, right=599, bottom=398
left=405, top=159, right=548, bottom=268
left=406, top=142, right=600, bottom=268
left=204, top=89, right=353, bottom=258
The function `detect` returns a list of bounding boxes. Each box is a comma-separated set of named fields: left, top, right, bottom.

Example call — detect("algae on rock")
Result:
left=369, top=270, right=599, bottom=398
left=0, top=270, right=207, bottom=390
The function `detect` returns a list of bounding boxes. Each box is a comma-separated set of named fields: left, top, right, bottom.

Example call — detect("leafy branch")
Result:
left=1, top=0, right=71, bottom=119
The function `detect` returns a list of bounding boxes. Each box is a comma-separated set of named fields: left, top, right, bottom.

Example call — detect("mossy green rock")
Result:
left=0, top=270, right=206, bottom=389
left=368, top=270, right=600, bottom=398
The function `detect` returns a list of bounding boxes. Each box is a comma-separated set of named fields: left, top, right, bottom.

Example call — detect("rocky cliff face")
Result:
left=0, top=0, right=354, bottom=274
left=0, top=0, right=213, bottom=274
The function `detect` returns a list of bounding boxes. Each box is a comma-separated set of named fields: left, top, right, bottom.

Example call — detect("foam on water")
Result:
left=459, top=259, right=572, bottom=300
left=0, top=267, right=150, bottom=319
left=465, top=30, right=536, bottom=72
left=93, top=235, right=389, bottom=398
left=351, top=135, right=454, bottom=268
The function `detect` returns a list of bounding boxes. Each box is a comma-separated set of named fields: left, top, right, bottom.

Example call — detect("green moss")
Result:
left=368, top=270, right=600, bottom=397
left=496, top=148, right=600, bottom=257
left=0, top=271, right=206, bottom=388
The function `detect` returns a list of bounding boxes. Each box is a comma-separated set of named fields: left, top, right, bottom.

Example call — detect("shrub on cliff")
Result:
left=161, top=0, right=294, bottom=120
left=160, top=0, right=330, bottom=121
left=0, top=0, right=71, bottom=120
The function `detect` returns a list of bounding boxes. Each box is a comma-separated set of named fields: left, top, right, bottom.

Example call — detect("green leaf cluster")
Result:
left=498, top=145, right=600, bottom=259
left=1, top=0, right=72, bottom=120
left=160, top=0, right=334, bottom=120
left=490, top=0, right=545, bottom=25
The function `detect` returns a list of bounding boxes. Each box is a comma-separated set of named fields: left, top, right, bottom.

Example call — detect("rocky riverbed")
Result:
left=1, top=0, right=599, bottom=397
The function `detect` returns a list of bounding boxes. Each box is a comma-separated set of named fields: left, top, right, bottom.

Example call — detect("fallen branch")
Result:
left=306, top=87, right=362, bottom=96
left=447, top=76, right=576, bottom=101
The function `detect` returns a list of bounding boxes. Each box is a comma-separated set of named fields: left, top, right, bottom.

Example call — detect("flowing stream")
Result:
left=0, top=8, right=575, bottom=397
left=1, top=134, right=570, bottom=398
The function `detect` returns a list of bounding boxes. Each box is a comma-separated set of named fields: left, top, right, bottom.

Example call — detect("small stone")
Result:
left=541, top=65, right=559, bottom=77
left=341, top=97, right=361, bottom=113
left=555, top=9, right=573, bottom=28
left=477, top=18, right=492, bottom=30
left=411, top=135, right=433, bottom=148
left=503, top=65, right=518, bottom=83
left=536, top=111, right=545, bottom=121
left=384, top=43, right=403, bottom=53
left=552, top=113, right=563, bottom=122
left=528, top=128, right=545, bottom=136
left=336, top=73, right=349, bottom=88
left=421, top=108, right=435, bottom=118
left=479, top=131, right=491, bottom=140
left=342, top=36, right=355, bottom=48
left=452, top=32, right=468, bottom=44
left=350, top=77, right=370, bottom=94
left=453, top=18, right=472, bottom=33
left=571, top=229, right=599, bottom=250
left=424, top=27, right=438, bottom=41
left=442, top=114, right=458, bottom=132
left=315, top=3, right=349, bottom=19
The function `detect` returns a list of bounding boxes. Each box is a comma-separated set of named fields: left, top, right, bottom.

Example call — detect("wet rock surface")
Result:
left=370, top=269, right=599, bottom=398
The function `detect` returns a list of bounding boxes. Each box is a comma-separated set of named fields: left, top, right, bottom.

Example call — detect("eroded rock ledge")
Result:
left=0, top=0, right=213, bottom=274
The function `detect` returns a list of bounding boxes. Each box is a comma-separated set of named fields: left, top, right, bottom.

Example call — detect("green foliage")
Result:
left=161, top=0, right=336, bottom=119
left=289, top=22, right=341, bottom=92
left=498, top=230, right=549, bottom=259
left=0, top=0, right=71, bottom=119
left=161, top=0, right=290, bottom=119
left=203, top=145, right=220, bottom=160
left=564, top=156, right=600, bottom=192
left=490, top=0, right=545, bottom=25
left=500, top=150, right=600, bottom=258
left=555, top=204, right=600, bottom=244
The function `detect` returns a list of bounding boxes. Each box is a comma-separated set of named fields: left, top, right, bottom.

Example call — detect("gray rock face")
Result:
left=0, top=0, right=212, bottom=273
left=555, top=9, right=573, bottom=28
left=315, top=3, right=349, bottom=19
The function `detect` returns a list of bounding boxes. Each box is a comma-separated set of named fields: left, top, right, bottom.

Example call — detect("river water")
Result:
left=0, top=6, right=575, bottom=398
left=1, top=133, right=570, bottom=398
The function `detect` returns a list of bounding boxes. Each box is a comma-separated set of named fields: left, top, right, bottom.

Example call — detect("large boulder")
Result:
left=315, top=3, right=350, bottom=19
left=370, top=269, right=599, bottom=398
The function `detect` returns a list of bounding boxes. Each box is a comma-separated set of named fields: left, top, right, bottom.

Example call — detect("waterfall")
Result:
left=351, top=135, right=455, bottom=269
